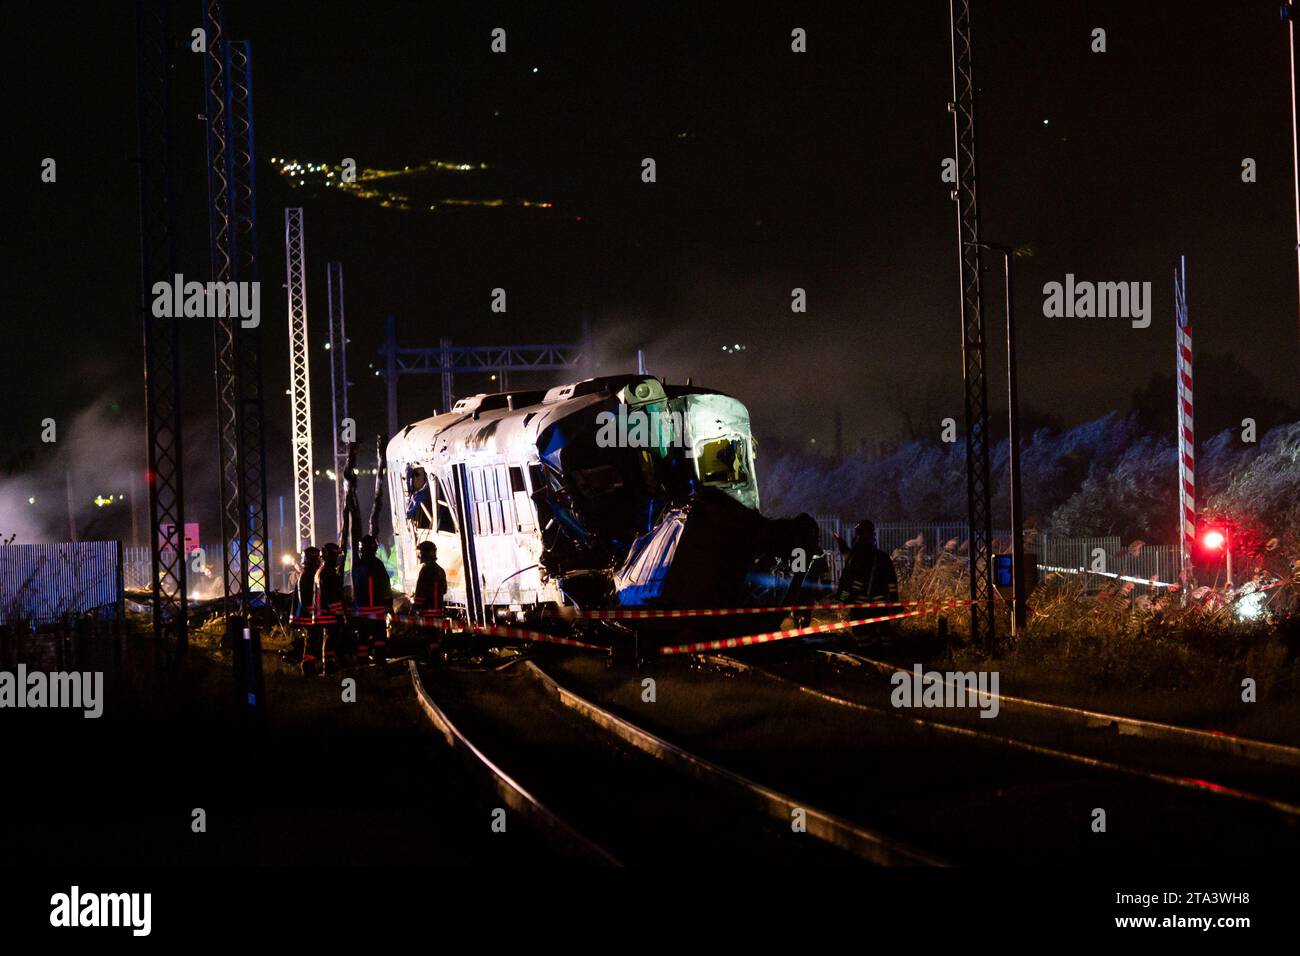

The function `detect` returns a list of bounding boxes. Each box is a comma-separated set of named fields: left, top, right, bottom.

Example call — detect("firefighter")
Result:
left=314, top=542, right=349, bottom=674
left=835, top=519, right=900, bottom=644
left=352, top=534, right=393, bottom=663
left=287, top=546, right=322, bottom=672
left=411, top=540, right=449, bottom=658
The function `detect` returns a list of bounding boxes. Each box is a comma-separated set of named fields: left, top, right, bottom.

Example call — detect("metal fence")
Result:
left=0, top=542, right=124, bottom=625
left=1035, top=535, right=1179, bottom=589
left=123, top=542, right=402, bottom=596
left=1034, top=535, right=1121, bottom=575
left=811, top=518, right=1179, bottom=593
left=813, top=516, right=1013, bottom=582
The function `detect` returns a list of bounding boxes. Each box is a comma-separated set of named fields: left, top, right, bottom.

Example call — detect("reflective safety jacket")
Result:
left=314, top=565, right=346, bottom=625
left=352, top=554, right=393, bottom=621
left=410, top=561, right=447, bottom=628
left=291, top=567, right=319, bottom=625
left=838, top=544, right=900, bottom=604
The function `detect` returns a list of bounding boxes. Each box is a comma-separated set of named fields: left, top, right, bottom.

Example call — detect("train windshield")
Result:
left=696, top=437, right=748, bottom=486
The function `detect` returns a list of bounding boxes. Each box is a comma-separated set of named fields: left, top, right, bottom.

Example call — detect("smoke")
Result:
left=0, top=404, right=148, bottom=545
left=582, top=284, right=933, bottom=455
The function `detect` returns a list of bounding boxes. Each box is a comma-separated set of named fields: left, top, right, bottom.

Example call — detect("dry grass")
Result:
left=885, top=557, right=1300, bottom=741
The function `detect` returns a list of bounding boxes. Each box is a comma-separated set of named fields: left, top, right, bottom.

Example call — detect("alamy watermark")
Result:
left=1042, top=274, right=1151, bottom=328
left=50, top=886, right=150, bottom=936
left=595, top=408, right=688, bottom=450
left=0, top=665, right=103, bottom=718
left=152, top=273, right=260, bottom=328
left=890, top=664, right=1000, bottom=718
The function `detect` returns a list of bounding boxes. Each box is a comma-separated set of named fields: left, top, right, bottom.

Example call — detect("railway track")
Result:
left=407, top=660, right=617, bottom=864
left=536, top=651, right=1300, bottom=865
left=521, top=659, right=943, bottom=865
left=823, top=649, right=1300, bottom=768
left=703, top=653, right=1300, bottom=821
left=408, top=658, right=935, bottom=865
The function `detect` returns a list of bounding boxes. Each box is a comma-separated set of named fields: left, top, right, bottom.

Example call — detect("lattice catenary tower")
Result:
left=284, top=207, right=316, bottom=550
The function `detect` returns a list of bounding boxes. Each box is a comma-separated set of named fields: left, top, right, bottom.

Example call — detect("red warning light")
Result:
left=1201, top=529, right=1226, bottom=551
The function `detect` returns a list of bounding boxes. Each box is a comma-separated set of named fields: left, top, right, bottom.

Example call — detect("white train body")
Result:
left=385, top=375, right=759, bottom=619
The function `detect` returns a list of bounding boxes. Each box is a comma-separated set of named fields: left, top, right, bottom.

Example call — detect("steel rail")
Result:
left=714, top=654, right=1300, bottom=820
left=523, top=660, right=946, bottom=866
left=406, top=661, right=620, bottom=865
left=824, top=650, right=1300, bottom=768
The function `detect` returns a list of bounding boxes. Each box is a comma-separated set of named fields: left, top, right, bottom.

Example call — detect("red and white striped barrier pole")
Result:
left=1174, top=255, right=1196, bottom=597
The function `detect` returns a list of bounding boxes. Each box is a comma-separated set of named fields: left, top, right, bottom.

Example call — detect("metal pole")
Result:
left=949, top=0, right=996, bottom=649
left=1285, top=0, right=1300, bottom=336
left=327, top=271, right=342, bottom=538
left=1001, top=249, right=1026, bottom=635
left=384, top=314, right=398, bottom=437
left=64, top=468, right=77, bottom=543
left=1226, top=528, right=1233, bottom=590
left=326, top=262, right=349, bottom=537
left=440, top=336, right=455, bottom=413
left=284, top=208, right=315, bottom=552
left=968, top=241, right=1026, bottom=635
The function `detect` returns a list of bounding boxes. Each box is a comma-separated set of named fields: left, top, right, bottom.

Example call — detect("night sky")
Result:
left=7, top=0, right=1299, bottom=540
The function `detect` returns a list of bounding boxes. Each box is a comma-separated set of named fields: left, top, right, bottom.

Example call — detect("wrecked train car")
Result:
left=386, top=374, right=818, bottom=631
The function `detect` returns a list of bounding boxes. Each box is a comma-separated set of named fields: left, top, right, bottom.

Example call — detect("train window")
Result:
left=432, top=475, right=456, bottom=533
left=697, top=438, right=748, bottom=486
left=405, top=466, right=434, bottom=529
left=510, top=466, right=532, bottom=532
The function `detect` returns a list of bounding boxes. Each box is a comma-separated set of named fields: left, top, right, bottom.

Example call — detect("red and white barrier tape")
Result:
left=573, top=597, right=977, bottom=620
left=468, top=623, right=607, bottom=652
left=657, top=601, right=969, bottom=656
left=465, top=598, right=976, bottom=655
